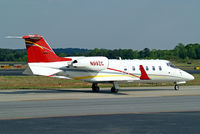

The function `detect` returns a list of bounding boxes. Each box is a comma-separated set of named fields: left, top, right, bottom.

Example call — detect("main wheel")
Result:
left=92, top=86, right=100, bottom=92
left=174, top=85, right=179, bottom=90
left=111, top=87, right=118, bottom=93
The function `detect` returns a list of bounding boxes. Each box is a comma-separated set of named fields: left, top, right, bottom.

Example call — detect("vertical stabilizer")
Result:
left=22, top=35, right=72, bottom=63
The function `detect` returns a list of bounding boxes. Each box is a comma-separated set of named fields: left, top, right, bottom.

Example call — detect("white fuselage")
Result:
left=48, top=58, right=194, bottom=84
left=26, top=58, right=194, bottom=84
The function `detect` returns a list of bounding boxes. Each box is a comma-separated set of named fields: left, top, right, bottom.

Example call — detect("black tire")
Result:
left=111, top=87, right=118, bottom=93
left=92, top=86, right=100, bottom=92
left=174, top=85, right=179, bottom=90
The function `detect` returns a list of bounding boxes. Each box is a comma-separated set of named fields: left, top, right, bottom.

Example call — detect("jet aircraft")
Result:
left=17, top=34, right=194, bottom=93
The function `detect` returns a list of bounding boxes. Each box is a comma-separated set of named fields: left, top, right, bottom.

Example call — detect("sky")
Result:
left=0, top=0, right=200, bottom=50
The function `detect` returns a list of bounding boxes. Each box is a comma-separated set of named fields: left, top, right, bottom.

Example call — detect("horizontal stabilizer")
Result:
left=5, top=36, right=22, bottom=39
left=28, top=64, right=62, bottom=76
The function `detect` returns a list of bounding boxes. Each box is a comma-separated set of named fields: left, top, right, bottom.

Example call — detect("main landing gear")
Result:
left=91, top=82, right=119, bottom=93
left=92, top=83, right=100, bottom=92
left=111, top=82, right=119, bottom=93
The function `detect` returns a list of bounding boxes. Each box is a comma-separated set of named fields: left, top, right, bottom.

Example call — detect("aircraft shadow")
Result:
left=0, top=89, right=62, bottom=94
left=120, top=88, right=173, bottom=92
left=0, top=89, right=128, bottom=95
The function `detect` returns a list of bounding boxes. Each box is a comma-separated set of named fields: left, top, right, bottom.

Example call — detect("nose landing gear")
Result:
left=174, top=84, right=179, bottom=90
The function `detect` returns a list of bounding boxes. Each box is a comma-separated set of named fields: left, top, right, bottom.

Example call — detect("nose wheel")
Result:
left=92, top=83, right=100, bottom=92
left=174, top=84, right=179, bottom=90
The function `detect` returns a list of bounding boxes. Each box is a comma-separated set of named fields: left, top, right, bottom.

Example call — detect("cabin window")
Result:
left=152, top=66, right=155, bottom=71
left=159, top=66, right=162, bottom=71
left=146, top=66, right=149, bottom=71
left=132, top=66, right=135, bottom=71
left=124, top=68, right=127, bottom=71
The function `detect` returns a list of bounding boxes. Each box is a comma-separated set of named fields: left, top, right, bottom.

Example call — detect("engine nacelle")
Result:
left=72, top=57, right=109, bottom=71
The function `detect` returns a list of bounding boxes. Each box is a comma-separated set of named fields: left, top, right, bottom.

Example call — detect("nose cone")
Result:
left=188, top=74, right=195, bottom=81
left=183, top=71, right=194, bottom=81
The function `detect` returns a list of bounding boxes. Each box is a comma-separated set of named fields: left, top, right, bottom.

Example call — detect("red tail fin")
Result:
left=23, top=35, right=72, bottom=63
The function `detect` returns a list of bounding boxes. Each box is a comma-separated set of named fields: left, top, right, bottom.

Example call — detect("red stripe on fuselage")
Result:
left=48, top=74, right=54, bottom=77
left=107, top=68, right=140, bottom=78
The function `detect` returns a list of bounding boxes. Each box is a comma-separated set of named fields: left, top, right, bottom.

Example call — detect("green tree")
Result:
left=143, top=48, right=150, bottom=58
left=186, top=44, right=197, bottom=59
left=174, top=43, right=187, bottom=59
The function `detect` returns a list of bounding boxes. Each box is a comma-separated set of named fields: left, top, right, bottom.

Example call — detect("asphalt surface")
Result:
left=0, top=86, right=200, bottom=134
left=0, top=69, right=25, bottom=76
left=0, top=96, right=200, bottom=120
left=1, top=112, right=200, bottom=134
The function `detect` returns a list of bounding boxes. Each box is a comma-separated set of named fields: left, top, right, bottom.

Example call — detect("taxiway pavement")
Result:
left=0, top=86, right=200, bottom=119
left=1, top=86, right=200, bottom=134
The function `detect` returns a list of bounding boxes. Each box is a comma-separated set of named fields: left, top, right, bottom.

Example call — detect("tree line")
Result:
left=0, top=43, right=200, bottom=62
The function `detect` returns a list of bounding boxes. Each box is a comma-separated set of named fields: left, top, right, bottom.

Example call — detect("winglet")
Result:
left=140, top=65, right=150, bottom=80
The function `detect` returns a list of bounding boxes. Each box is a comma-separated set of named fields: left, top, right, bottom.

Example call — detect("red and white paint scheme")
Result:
left=20, top=34, right=194, bottom=92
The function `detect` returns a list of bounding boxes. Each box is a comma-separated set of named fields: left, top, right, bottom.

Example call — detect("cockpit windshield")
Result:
left=166, top=62, right=177, bottom=69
